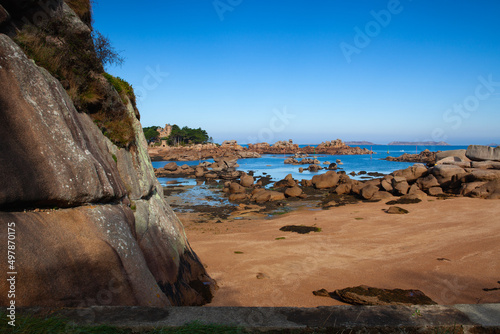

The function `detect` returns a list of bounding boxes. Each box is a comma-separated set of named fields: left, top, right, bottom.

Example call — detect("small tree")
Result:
left=92, top=31, right=124, bottom=68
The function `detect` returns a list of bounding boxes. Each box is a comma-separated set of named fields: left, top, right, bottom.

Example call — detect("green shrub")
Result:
left=103, top=73, right=136, bottom=107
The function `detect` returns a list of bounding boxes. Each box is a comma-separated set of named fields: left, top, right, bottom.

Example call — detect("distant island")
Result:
left=345, top=141, right=376, bottom=146
left=388, top=141, right=450, bottom=146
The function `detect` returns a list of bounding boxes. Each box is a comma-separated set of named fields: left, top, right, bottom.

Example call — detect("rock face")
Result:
left=0, top=13, right=214, bottom=308
left=0, top=35, right=126, bottom=209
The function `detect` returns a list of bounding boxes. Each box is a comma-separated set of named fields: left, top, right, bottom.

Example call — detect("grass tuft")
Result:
left=13, top=14, right=137, bottom=148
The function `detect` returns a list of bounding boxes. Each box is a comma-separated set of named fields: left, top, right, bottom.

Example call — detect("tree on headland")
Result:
left=142, top=126, right=160, bottom=142
left=145, top=124, right=210, bottom=146
left=168, top=125, right=209, bottom=146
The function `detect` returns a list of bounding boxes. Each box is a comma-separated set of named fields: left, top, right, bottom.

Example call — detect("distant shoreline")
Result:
left=387, top=141, right=450, bottom=146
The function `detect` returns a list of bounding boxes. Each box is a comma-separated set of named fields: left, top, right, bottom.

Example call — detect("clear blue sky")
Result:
left=93, top=0, right=500, bottom=145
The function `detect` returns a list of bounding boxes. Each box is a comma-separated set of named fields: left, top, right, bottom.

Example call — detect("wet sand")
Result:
left=183, top=197, right=500, bottom=307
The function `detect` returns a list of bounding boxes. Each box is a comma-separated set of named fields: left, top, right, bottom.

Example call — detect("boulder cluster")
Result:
left=292, top=145, right=500, bottom=201
left=156, top=157, right=246, bottom=181
left=156, top=145, right=500, bottom=204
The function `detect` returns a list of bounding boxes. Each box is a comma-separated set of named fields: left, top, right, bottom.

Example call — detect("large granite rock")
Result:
left=435, top=149, right=468, bottom=163
left=311, top=171, right=339, bottom=189
left=240, top=173, right=254, bottom=187
left=392, top=164, right=428, bottom=183
left=0, top=206, right=170, bottom=307
left=0, top=34, right=126, bottom=209
left=417, top=174, right=440, bottom=191
left=285, top=186, right=303, bottom=198
left=251, top=189, right=285, bottom=203
left=0, top=31, right=215, bottom=307
left=466, top=145, right=500, bottom=162
left=360, top=184, right=380, bottom=200
left=431, top=164, right=467, bottom=186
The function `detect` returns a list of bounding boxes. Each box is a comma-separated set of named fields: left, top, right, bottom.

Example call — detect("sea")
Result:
left=152, top=145, right=469, bottom=187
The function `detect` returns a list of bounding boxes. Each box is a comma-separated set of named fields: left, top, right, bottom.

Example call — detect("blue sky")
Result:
left=93, top=0, right=500, bottom=145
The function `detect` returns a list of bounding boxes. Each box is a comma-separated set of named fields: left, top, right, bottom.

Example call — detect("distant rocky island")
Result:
left=388, top=141, right=450, bottom=146
left=345, top=141, right=376, bottom=146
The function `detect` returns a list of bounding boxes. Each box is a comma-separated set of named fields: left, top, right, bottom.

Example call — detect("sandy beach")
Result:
left=182, top=197, right=500, bottom=307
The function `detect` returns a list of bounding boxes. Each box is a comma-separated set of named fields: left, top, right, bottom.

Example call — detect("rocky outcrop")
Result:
left=333, top=285, right=436, bottom=306
left=466, top=145, right=500, bottom=162
left=385, top=149, right=437, bottom=165
left=272, top=139, right=299, bottom=150
left=316, top=139, right=346, bottom=149
left=149, top=142, right=261, bottom=161
left=0, top=4, right=214, bottom=309
left=150, top=139, right=372, bottom=161
left=249, top=140, right=372, bottom=155
left=435, top=149, right=469, bottom=163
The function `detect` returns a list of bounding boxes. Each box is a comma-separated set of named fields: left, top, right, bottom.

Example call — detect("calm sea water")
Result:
left=153, top=145, right=468, bottom=186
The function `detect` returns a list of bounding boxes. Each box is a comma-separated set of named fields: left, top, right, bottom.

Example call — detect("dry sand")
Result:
left=182, top=197, right=500, bottom=307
